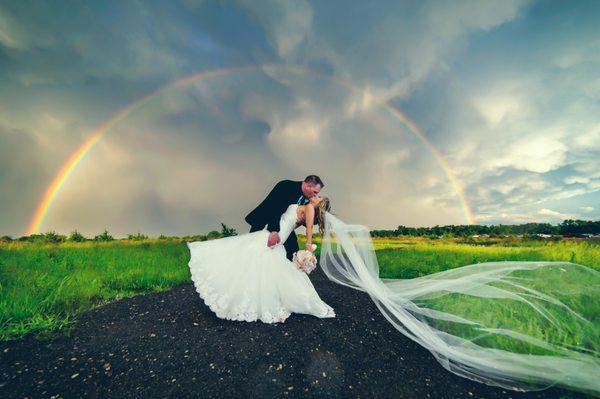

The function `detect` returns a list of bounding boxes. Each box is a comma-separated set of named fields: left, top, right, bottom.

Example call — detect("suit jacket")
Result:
left=245, top=180, right=308, bottom=232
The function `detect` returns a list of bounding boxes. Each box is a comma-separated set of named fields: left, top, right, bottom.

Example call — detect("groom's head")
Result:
left=302, top=175, right=324, bottom=198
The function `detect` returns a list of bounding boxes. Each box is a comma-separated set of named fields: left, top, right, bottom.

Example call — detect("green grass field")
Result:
left=1, top=237, right=598, bottom=342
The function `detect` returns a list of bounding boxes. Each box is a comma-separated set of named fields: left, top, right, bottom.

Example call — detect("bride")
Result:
left=187, top=196, right=335, bottom=323
left=187, top=200, right=599, bottom=396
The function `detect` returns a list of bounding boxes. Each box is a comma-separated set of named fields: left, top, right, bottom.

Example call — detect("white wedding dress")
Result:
left=186, top=204, right=335, bottom=323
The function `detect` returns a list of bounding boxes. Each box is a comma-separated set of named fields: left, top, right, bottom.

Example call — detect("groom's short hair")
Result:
left=304, top=175, right=324, bottom=188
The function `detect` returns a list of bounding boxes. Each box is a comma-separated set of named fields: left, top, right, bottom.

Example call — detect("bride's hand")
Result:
left=305, top=243, right=317, bottom=252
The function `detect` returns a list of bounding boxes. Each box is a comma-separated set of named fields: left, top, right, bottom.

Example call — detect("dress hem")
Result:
left=186, top=239, right=336, bottom=324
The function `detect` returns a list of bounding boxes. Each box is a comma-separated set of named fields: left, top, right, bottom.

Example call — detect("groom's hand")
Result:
left=267, top=232, right=280, bottom=247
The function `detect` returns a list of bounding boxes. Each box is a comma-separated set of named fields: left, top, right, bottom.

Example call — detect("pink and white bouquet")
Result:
left=293, top=247, right=317, bottom=274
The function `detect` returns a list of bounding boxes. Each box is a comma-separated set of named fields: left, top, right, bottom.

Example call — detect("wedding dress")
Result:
left=187, top=204, right=335, bottom=323
left=320, top=211, right=599, bottom=396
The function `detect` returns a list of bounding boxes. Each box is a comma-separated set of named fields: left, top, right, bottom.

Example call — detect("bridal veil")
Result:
left=319, top=212, right=599, bottom=396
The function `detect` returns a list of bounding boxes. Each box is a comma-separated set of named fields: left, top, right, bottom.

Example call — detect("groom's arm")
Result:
left=249, top=180, right=288, bottom=232
left=266, top=216, right=282, bottom=233
left=246, top=180, right=282, bottom=226
left=265, top=181, right=289, bottom=233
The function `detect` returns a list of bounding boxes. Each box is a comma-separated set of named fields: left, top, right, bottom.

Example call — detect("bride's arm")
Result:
left=304, top=204, right=315, bottom=251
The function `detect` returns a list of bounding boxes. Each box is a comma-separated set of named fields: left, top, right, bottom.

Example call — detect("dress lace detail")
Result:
left=186, top=204, right=335, bottom=324
left=188, top=260, right=293, bottom=323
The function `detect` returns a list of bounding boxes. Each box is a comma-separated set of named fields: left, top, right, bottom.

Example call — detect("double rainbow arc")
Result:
left=27, top=64, right=474, bottom=235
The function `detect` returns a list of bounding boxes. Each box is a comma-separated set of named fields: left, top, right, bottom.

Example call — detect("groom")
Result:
left=245, top=175, right=324, bottom=261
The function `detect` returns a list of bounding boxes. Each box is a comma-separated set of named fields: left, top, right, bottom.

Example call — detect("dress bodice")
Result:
left=277, top=204, right=299, bottom=244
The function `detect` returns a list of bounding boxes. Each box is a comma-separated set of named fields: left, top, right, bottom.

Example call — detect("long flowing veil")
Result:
left=319, top=212, right=600, bottom=396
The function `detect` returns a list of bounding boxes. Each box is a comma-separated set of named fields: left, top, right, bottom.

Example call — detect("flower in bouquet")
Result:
left=293, top=249, right=317, bottom=274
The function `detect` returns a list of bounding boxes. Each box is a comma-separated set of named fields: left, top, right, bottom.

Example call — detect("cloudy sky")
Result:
left=1, top=0, right=598, bottom=237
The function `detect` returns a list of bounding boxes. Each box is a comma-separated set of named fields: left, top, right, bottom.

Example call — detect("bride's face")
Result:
left=309, top=196, right=323, bottom=206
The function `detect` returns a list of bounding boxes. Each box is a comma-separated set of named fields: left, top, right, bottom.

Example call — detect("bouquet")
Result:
left=293, top=246, right=317, bottom=274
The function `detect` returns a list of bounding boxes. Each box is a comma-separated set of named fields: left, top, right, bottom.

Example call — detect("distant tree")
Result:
left=1, top=235, right=13, bottom=242
left=559, top=219, right=600, bottom=236
left=94, top=228, right=114, bottom=242
left=220, top=223, right=237, bottom=237
left=127, top=232, right=148, bottom=241
left=69, top=230, right=87, bottom=242
left=43, top=231, right=67, bottom=243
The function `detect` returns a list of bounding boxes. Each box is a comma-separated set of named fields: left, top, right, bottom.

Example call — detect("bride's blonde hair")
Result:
left=315, top=197, right=331, bottom=233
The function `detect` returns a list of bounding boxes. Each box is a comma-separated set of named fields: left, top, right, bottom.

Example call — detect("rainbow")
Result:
left=26, top=64, right=474, bottom=235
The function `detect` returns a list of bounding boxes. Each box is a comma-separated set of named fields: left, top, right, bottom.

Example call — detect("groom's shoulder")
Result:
left=275, top=179, right=299, bottom=187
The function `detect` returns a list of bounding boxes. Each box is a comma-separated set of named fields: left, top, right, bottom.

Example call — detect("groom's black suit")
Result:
left=245, top=180, right=308, bottom=261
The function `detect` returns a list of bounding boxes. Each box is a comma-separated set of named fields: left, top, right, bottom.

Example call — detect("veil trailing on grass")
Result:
left=319, top=212, right=600, bottom=396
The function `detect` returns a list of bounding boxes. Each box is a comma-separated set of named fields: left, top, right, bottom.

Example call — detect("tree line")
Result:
left=2, top=219, right=598, bottom=244
left=370, top=219, right=600, bottom=238
left=0, top=223, right=239, bottom=244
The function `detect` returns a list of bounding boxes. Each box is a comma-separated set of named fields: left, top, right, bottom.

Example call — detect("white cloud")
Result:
left=267, top=116, right=328, bottom=151
left=499, top=136, right=567, bottom=174
left=237, top=0, right=313, bottom=58
left=472, top=95, right=522, bottom=127
left=476, top=212, right=537, bottom=224
left=477, top=208, right=578, bottom=224
left=537, top=188, right=588, bottom=203
left=378, top=149, right=411, bottom=168
left=538, top=208, right=576, bottom=220
left=469, top=78, right=533, bottom=128
left=573, top=123, right=600, bottom=150
left=564, top=176, right=590, bottom=185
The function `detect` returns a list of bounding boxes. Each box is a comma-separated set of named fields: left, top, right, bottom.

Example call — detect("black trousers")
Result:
left=249, top=225, right=298, bottom=261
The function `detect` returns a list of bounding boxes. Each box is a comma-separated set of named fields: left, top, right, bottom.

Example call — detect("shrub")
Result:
left=127, top=232, right=148, bottom=241
left=220, top=223, right=237, bottom=237
left=69, top=230, right=87, bottom=242
left=43, top=231, right=67, bottom=243
left=94, top=229, right=114, bottom=242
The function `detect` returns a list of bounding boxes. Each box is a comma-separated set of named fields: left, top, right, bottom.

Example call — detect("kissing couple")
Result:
left=187, top=175, right=335, bottom=323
